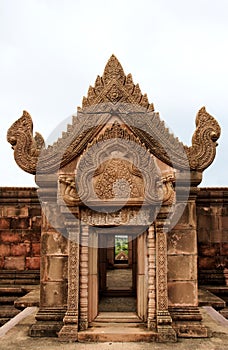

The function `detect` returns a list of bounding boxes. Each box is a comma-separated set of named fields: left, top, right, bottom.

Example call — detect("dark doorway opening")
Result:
left=98, top=233, right=137, bottom=312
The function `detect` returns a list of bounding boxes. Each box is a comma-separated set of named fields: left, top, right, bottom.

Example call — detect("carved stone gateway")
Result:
left=7, top=55, right=220, bottom=342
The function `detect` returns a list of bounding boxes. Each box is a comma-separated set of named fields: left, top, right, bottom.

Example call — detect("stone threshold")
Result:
left=79, top=312, right=156, bottom=342
left=93, top=311, right=142, bottom=323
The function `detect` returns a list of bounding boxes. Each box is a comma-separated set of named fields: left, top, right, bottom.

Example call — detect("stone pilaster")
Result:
left=167, top=170, right=207, bottom=338
left=156, top=207, right=177, bottom=342
left=58, top=211, right=80, bottom=341
left=79, top=224, right=89, bottom=330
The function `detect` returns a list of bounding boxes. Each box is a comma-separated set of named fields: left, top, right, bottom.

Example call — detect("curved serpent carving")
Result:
left=7, top=110, right=45, bottom=174
left=185, top=107, right=221, bottom=171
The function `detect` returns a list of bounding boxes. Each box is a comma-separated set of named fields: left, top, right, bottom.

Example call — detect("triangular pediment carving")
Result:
left=8, top=55, right=220, bottom=175
left=58, top=121, right=175, bottom=207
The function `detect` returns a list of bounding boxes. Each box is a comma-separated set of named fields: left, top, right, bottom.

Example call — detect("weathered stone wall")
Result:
left=167, top=199, right=198, bottom=307
left=1, top=186, right=228, bottom=289
left=196, top=188, right=228, bottom=286
left=0, top=187, right=41, bottom=283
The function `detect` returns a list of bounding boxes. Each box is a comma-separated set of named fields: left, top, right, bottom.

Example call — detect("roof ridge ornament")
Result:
left=103, top=54, right=125, bottom=84
left=82, top=54, right=154, bottom=110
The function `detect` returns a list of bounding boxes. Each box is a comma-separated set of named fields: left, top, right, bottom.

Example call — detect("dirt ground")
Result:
left=0, top=307, right=228, bottom=350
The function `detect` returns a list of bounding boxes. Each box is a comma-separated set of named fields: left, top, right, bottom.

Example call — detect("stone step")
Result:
left=0, top=296, right=17, bottom=304
left=0, top=318, right=10, bottom=326
left=0, top=270, right=40, bottom=286
left=0, top=287, right=23, bottom=295
left=198, top=288, right=226, bottom=309
left=78, top=325, right=157, bottom=342
left=220, top=307, right=228, bottom=319
left=95, top=312, right=142, bottom=323
left=0, top=279, right=39, bottom=285
left=14, top=288, right=40, bottom=310
left=0, top=305, right=20, bottom=318
left=90, top=321, right=144, bottom=327
left=206, top=286, right=228, bottom=303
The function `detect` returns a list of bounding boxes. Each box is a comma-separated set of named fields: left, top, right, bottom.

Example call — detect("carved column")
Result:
left=147, top=224, right=156, bottom=330
left=58, top=212, right=80, bottom=341
left=156, top=207, right=177, bottom=342
left=79, top=224, right=89, bottom=330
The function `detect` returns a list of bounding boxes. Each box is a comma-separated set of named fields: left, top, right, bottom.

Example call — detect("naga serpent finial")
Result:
left=7, top=110, right=45, bottom=174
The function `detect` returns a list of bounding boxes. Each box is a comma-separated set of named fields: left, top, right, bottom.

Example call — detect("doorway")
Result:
left=87, top=229, right=148, bottom=323
left=98, top=233, right=137, bottom=312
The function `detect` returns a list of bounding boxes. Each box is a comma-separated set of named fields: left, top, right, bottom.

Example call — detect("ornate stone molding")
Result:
left=58, top=213, right=80, bottom=341
left=80, top=207, right=155, bottom=227
left=155, top=211, right=177, bottom=342
left=7, top=110, right=44, bottom=174
left=156, top=229, right=169, bottom=312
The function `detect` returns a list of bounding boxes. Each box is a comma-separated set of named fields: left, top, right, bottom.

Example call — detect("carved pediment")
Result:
left=8, top=55, right=220, bottom=175
left=58, top=122, right=176, bottom=207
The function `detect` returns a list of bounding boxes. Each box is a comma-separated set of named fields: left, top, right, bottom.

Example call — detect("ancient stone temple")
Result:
left=7, top=55, right=221, bottom=342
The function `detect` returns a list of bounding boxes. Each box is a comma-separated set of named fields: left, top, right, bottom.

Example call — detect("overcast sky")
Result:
left=1, top=0, right=228, bottom=187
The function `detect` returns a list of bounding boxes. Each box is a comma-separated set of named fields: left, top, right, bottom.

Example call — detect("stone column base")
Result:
left=29, top=321, right=63, bottom=337
left=58, top=325, right=78, bottom=341
left=169, top=307, right=208, bottom=338
left=156, top=310, right=177, bottom=342
left=157, top=326, right=177, bottom=342
left=29, top=307, right=65, bottom=337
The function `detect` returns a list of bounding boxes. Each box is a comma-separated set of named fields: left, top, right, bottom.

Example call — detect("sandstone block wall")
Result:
left=167, top=200, right=198, bottom=306
left=39, top=202, right=68, bottom=308
left=0, top=186, right=228, bottom=288
left=0, top=188, right=41, bottom=283
left=197, top=188, right=228, bottom=285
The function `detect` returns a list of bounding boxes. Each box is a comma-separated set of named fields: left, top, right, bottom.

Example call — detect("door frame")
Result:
left=88, top=228, right=149, bottom=322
